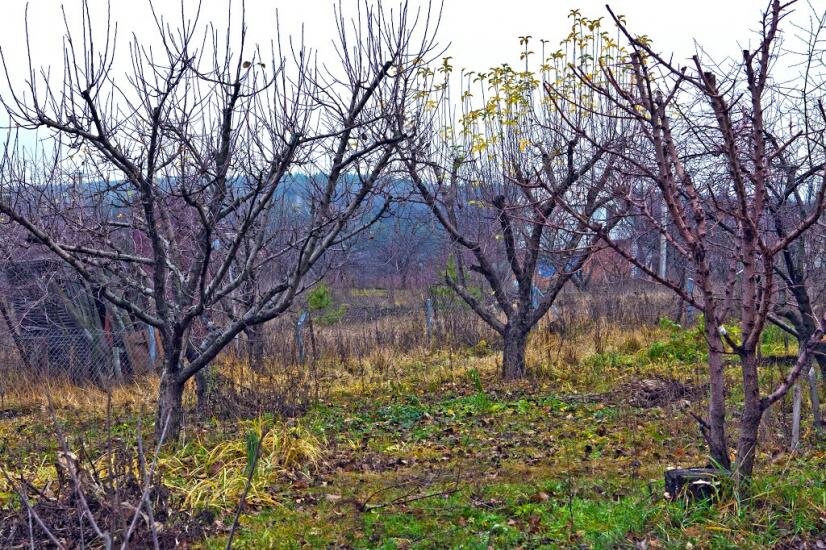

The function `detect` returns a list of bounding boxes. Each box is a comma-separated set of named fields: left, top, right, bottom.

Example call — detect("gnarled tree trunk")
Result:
left=735, top=352, right=763, bottom=481
left=156, top=372, right=184, bottom=443
left=502, top=325, right=528, bottom=380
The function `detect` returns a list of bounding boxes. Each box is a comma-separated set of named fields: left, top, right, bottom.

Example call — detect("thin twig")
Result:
left=121, top=412, right=171, bottom=550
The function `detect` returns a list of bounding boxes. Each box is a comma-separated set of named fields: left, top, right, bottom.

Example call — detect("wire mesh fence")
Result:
left=0, top=259, right=160, bottom=384
left=0, top=257, right=677, bottom=391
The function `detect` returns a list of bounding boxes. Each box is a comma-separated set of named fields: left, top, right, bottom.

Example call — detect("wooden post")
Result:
left=792, top=379, right=802, bottom=451
left=808, top=366, right=822, bottom=435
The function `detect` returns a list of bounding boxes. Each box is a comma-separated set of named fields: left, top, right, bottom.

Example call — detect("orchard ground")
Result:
left=1, top=319, right=824, bottom=548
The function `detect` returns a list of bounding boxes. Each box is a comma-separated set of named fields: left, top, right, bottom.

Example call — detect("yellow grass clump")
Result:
left=160, top=417, right=323, bottom=512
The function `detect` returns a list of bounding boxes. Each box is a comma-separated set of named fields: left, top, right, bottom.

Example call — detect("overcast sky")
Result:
left=0, top=1, right=793, bottom=70
left=0, top=0, right=814, bottom=138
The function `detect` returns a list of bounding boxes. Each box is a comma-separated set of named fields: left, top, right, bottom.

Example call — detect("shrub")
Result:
left=307, top=283, right=347, bottom=325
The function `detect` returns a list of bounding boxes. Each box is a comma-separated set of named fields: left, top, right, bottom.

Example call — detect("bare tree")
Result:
left=0, top=0, right=441, bottom=440
left=764, top=3, right=826, bottom=441
left=402, top=19, right=624, bottom=379
left=565, top=0, right=826, bottom=479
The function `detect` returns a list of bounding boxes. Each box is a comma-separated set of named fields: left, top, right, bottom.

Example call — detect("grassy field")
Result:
left=1, top=319, right=825, bottom=548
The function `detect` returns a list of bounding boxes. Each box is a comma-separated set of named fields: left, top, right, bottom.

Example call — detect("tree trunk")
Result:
left=502, top=326, right=528, bottom=380
left=735, top=352, right=763, bottom=482
left=815, top=350, right=826, bottom=394
left=185, top=345, right=212, bottom=412
left=195, top=367, right=212, bottom=412
left=782, top=272, right=826, bottom=392
left=245, top=325, right=265, bottom=371
left=782, top=310, right=824, bottom=432
left=156, top=373, right=184, bottom=443
left=705, top=321, right=731, bottom=470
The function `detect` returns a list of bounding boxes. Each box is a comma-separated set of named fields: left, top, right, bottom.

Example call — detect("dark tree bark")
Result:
left=502, top=323, right=529, bottom=380
left=244, top=325, right=265, bottom=372
left=156, top=360, right=185, bottom=442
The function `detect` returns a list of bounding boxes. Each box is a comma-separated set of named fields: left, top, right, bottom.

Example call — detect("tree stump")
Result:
left=664, top=468, right=726, bottom=501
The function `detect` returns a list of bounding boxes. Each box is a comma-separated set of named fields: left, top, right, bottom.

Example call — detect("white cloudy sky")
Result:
left=0, top=1, right=798, bottom=69
left=0, top=0, right=817, bottom=136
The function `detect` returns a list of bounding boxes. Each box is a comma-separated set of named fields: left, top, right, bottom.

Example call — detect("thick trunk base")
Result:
left=734, top=354, right=764, bottom=483
left=734, top=410, right=762, bottom=485
left=704, top=333, right=731, bottom=471
left=501, top=330, right=528, bottom=380
left=156, top=377, right=184, bottom=443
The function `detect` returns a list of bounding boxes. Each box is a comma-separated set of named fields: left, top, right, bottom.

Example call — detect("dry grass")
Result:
left=161, top=418, right=323, bottom=511
left=2, top=290, right=824, bottom=548
left=0, top=291, right=674, bottom=421
left=0, top=373, right=157, bottom=417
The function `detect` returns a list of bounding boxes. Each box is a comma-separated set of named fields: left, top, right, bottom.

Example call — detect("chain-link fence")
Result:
left=0, top=258, right=676, bottom=388
left=0, top=259, right=158, bottom=384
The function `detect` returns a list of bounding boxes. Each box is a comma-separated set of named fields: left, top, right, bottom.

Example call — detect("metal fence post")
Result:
left=112, top=346, right=123, bottom=381
left=685, top=277, right=695, bottom=323
left=295, top=310, right=308, bottom=364
left=147, top=324, right=157, bottom=367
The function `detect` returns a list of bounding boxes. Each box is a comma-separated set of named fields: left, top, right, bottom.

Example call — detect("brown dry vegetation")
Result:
left=1, top=287, right=824, bottom=548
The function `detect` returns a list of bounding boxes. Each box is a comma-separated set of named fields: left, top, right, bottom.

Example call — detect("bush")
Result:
left=308, top=283, right=333, bottom=311
left=307, top=283, right=346, bottom=325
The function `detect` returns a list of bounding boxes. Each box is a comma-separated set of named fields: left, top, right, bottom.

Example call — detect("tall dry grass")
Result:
left=0, top=283, right=677, bottom=419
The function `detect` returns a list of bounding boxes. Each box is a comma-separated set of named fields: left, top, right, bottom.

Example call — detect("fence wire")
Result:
left=0, top=259, right=676, bottom=387
left=0, top=259, right=159, bottom=383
